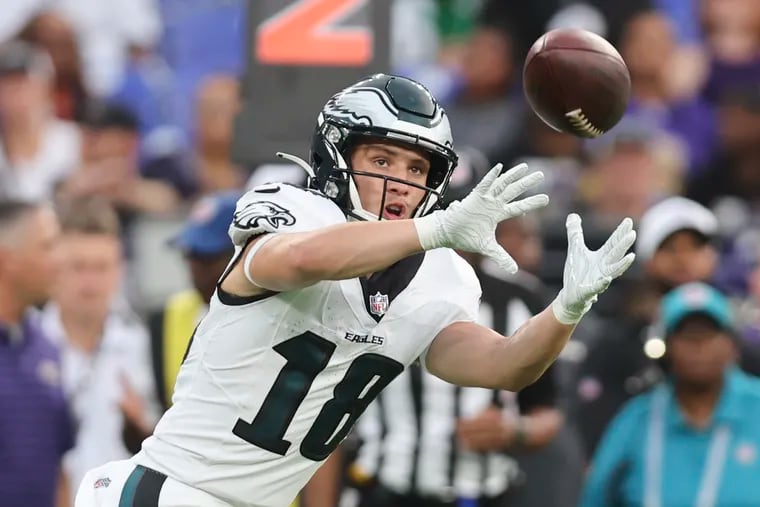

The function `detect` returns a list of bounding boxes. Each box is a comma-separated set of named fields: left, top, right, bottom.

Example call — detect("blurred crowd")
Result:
left=1, top=0, right=760, bottom=506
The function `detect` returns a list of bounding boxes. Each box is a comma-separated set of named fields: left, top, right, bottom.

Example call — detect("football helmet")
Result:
left=280, top=74, right=458, bottom=220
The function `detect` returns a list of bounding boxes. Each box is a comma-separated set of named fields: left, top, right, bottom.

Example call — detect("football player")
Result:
left=75, top=74, right=636, bottom=507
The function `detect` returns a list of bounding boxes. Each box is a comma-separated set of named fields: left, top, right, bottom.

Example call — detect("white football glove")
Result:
left=414, top=163, right=549, bottom=274
left=552, top=214, right=637, bottom=325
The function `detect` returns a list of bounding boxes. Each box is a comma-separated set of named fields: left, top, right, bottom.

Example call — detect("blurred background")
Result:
left=1, top=1, right=760, bottom=506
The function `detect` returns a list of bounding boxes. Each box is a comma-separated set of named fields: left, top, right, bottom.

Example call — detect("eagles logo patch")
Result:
left=233, top=201, right=296, bottom=230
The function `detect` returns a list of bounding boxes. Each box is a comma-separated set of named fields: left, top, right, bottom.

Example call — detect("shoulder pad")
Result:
left=229, top=184, right=344, bottom=247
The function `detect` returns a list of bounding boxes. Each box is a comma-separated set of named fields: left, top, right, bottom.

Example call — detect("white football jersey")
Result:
left=135, top=184, right=481, bottom=507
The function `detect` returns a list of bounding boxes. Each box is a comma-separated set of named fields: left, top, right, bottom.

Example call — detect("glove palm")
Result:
left=552, top=214, right=637, bottom=324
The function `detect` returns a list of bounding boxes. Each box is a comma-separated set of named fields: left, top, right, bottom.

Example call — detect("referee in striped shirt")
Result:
left=348, top=218, right=563, bottom=507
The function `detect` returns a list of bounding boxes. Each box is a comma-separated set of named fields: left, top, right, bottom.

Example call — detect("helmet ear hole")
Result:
left=426, top=156, right=448, bottom=189
left=326, top=172, right=349, bottom=201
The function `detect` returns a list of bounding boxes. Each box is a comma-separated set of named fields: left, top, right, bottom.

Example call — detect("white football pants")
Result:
left=74, top=459, right=232, bottom=507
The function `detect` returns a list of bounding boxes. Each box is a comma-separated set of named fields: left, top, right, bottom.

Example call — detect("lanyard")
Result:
left=644, top=388, right=731, bottom=507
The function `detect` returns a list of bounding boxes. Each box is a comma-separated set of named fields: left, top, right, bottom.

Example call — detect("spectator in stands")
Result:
left=444, top=22, right=527, bottom=163
left=578, top=120, right=683, bottom=229
left=55, top=102, right=194, bottom=270
left=687, top=86, right=760, bottom=212
left=685, top=85, right=760, bottom=297
left=579, top=282, right=760, bottom=507
left=736, top=258, right=760, bottom=374
left=0, top=0, right=161, bottom=95
left=651, top=0, right=710, bottom=101
left=478, top=0, right=652, bottom=64
left=654, top=0, right=702, bottom=46
left=573, top=197, right=720, bottom=457
left=17, top=11, right=89, bottom=121
left=700, top=0, right=760, bottom=104
left=57, top=101, right=192, bottom=219
left=40, top=197, right=161, bottom=503
left=391, top=0, right=440, bottom=72
left=739, top=259, right=760, bottom=372
left=636, top=197, right=719, bottom=293
left=497, top=112, right=583, bottom=225
left=0, top=41, right=81, bottom=201
left=0, top=200, right=74, bottom=507
left=61, top=0, right=162, bottom=96
left=111, top=0, right=244, bottom=146
left=147, top=191, right=237, bottom=408
left=618, top=9, right=717, bottom=175
left=192, top=75, right=244, bottom=193
left=106, top=76, right=243, bottom=202
left=686, top=0, right=760, bottom=205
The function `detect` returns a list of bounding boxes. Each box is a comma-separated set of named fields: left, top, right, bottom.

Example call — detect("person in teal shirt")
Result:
left=579, top=282, right=760, bottom=507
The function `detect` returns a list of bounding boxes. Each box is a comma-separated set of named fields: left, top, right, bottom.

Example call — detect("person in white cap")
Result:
left=636, top=196, right=719, bottom=292
left=573, top=196, right=720, bottom=458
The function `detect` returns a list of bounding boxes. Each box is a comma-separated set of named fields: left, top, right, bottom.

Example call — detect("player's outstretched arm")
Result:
left=224, top=164, right=548, bottom=294
left=425, top=214, right=636, bottom=391
left=227, top=219, right=426, bottom=293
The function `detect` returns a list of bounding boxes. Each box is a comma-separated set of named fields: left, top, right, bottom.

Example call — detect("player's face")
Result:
left=53, top=232, right=122, bottom=318
left=646, top=231, right=717, bottom=288
left=350, top=141, right=431, bottom=220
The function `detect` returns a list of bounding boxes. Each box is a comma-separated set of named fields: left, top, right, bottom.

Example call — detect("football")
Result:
left=523, top=28, right=631, bottom=138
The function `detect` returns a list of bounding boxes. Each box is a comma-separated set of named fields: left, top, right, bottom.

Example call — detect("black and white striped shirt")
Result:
left=353, top=265, right=556, bottom=500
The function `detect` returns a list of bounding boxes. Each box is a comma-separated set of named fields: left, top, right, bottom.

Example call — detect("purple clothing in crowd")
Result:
left=0, top=313, right=74, bottom=507
left=654, top=0, right=702, bottom=44
left=702, top=56, right=760, bottom=103
left=626, top=98, right=718, bottom=175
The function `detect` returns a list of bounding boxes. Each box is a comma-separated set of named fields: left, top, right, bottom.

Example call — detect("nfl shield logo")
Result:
left=369, top=292, right=389, bottom=316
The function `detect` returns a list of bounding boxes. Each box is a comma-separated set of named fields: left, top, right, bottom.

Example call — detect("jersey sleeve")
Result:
left=424, top=253, right=482, bottom=329
left=228, top=183, right=344, bottom=247
left=416, top=251, right=482, bottom=369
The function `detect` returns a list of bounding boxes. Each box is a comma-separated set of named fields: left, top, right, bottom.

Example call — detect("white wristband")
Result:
left=413, top=212, right=443, bottom=251
left=550, top=293, right=588, bottom=326
left=242, top=234, right=278, bottom=287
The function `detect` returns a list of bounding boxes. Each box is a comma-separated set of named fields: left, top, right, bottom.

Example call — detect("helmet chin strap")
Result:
left=413, top=191, right=438, bottom=218
left=346, top=175, right=379, bottom=221
left=324, top=139, right=382, bottom=221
